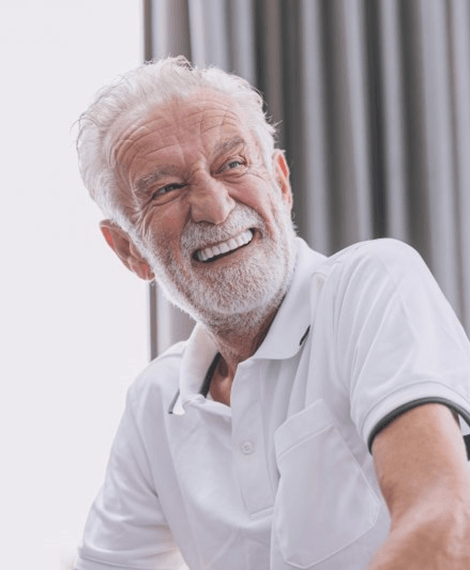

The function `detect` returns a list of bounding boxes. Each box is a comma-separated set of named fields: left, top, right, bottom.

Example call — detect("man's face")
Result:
left=112, top=90, right=297, bottom=322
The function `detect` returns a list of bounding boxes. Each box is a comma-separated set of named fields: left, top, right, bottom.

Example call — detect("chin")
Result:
left=164, top=244, right=296, bottom=328
left=150, top=208, right=298, bottom=327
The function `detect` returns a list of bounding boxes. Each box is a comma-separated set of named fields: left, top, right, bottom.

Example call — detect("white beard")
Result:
left=143, top=198, right=297, bottom=328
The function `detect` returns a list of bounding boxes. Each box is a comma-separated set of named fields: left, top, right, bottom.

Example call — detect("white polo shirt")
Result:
left=76, top=238, right=470, bottom=570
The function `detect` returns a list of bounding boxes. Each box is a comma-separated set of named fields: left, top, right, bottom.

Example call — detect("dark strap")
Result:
left=464, top=435, right=470, bottom=461
left=368, top=397, right=470, bottom=461
left=200, top=352, right=222, bottom=397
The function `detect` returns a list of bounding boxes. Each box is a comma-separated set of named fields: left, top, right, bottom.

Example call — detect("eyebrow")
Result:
left=134, top=165, right=181, bottom=198
left=212, top=136, right=246, bottom=157
left=133, top=136, right=247, bottom=198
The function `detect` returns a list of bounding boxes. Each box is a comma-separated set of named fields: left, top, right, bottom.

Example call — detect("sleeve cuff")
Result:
left=367, top=396, right=470, bottom=456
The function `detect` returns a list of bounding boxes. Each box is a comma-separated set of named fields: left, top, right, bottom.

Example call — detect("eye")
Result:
left=152, top=183, right=184, bottom=199
left=221, top=158, right=245, bottom=173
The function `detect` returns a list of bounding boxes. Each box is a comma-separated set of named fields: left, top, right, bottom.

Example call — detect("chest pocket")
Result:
left=273, top=399, right=380, bottom=568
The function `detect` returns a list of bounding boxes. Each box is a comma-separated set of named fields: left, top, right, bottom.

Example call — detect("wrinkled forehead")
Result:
left=107, top=89, right=254, bottom=167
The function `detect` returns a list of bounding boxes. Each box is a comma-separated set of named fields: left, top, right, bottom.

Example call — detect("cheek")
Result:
left=230, top=177, right=270, bottom=212
left=242, top=186, right=284, bottom=222
left=141, top=202, right=188, bottom=253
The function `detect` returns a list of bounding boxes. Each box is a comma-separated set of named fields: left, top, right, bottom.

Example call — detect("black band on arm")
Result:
left=368, top=397, right=470, bottom=460
left=464, top=435, right=470, bottom=459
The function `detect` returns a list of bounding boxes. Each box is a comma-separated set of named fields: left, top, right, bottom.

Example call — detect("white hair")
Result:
left=76, top=56, right=277, bottom=232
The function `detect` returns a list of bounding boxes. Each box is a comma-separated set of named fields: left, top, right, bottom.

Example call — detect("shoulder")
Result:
left=309, top=237, right=449, bottom=359
left=314, top=238, right=432, bottom=301
left=324, top=238, right=424, bottom=276
left=126, top=340, right=187, bottom=415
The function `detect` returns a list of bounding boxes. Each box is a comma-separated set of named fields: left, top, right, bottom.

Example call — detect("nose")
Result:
left=188, top=173, right=236, bottom=224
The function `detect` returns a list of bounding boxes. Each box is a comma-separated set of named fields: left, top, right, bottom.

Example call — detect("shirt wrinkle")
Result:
left=77, top=237, right=470, bottom=570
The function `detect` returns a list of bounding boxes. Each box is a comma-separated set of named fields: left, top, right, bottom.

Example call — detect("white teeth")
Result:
left=196, top=230, right=253, bottom=262
left=235, top=235, right=245, bottom=247
left=227, top=238, right=238, bottom=250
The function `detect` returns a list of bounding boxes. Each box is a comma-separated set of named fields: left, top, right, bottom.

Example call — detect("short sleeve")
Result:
left=328, top=239, right=470, bottom=451
left=76, top=388, right=187, bottom=570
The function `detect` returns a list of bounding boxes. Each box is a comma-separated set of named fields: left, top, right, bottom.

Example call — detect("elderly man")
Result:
left=75, top=57, right=470, bottom=570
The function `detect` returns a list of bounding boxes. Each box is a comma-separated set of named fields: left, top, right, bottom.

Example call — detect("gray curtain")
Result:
left=143, top=0, right=470, bottom=356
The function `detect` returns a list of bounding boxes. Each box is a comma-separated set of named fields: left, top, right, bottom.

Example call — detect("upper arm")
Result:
left=323, top=240, right=470, bottom=567
left=372, top=403, right=470, bottom=524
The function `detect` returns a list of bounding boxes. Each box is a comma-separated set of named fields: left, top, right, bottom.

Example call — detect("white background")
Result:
left=0, top=2, right=146, bottom=568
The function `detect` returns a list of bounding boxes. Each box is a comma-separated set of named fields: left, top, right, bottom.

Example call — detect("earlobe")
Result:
left=99, top=220, right=155, bottom=281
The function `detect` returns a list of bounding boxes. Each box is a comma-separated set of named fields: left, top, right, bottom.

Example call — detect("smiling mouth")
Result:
left=194, top=229, right=254, bottom=262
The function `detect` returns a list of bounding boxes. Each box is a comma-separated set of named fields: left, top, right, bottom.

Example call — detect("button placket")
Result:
left=231, top=361, right=274, bottom=515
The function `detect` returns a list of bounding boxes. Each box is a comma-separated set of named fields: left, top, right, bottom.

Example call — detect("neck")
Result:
left=201, top=300, right=281, bottom=406
left=202, top=293, right=284, bottom=382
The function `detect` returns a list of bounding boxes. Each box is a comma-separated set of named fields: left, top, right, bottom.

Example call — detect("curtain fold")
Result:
left=143, top=0, right=470, bottom=355
left=448, top=0, right=470, bottom=329
left=376, top=0, right=408, bottom=242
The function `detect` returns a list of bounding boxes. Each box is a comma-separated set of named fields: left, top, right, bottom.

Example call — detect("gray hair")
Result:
left=76, top=56, right=277, bottom=232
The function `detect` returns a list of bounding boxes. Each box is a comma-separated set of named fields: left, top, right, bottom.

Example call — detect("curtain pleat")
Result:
left=328, top=0, right=374, bottom=248
left=296, top=0, right=330, bottom=253
left=256, top=0, right=285, bottom=143
left=226, top=0, right=256, bottom=85
left=448, top=0, right=470, bottom=329
left=144, top=0, right=470, bottom=354
left=189, top=0, right=230, bottom=68
left=419, top=0, right=460, bottom=310
left=377, top=0, right=408, bottom=242
left=149, top=0, right=191, bottom=60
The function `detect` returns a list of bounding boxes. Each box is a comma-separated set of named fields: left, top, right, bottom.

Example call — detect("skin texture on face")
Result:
left=104, top=89, right=297, bottom=366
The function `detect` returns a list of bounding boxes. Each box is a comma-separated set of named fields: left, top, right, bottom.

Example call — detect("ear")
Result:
left=273, top=150, right=293, bottom=210
left=100, top=220, right=155, bottom=281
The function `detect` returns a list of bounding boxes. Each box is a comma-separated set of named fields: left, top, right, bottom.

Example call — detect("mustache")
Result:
left=180, top=205, right=264, bottom=252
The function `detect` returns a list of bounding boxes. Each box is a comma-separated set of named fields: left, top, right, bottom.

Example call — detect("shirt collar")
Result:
left=251, top=238, right=326, bottom=360
left=175, top=238, right=326, bottom=411
left=174, top=322, right=218, bottom=412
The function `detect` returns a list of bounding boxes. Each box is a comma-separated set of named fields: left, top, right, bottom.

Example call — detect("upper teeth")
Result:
left=196, top=230, right=253, bottom=262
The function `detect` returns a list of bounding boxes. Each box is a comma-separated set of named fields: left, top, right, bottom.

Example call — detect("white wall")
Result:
left=0, top=2, right=145, bottom=568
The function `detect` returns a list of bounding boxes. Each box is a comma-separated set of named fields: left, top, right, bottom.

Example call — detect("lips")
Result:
left=195, top=229, right=254, bottom=262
